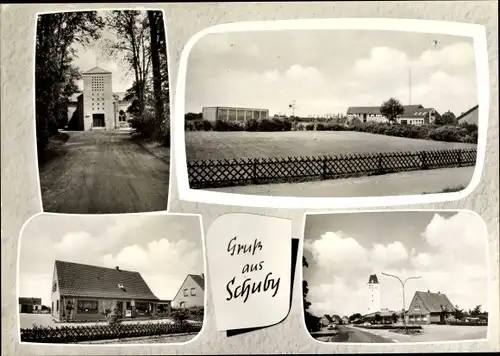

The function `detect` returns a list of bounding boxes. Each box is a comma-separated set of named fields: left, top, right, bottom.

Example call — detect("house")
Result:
left=406, top=290, right=456, bottom=324
left=19, top=297, right=42, bottom=314
left=457, top=105, right=479, bottom=126
left=341, top=316, right=349, bottom=325
left=346, top=106, right=386, bottom=123
left=396, top=105, right=439, bottom=125
left=346, top=104, right=438, bottom=125
left=66, top=66, right=131, bottom=131
left=362, top=308, right=397, bottom=324
left=202, top=106, right=269, bottom=123
left=51, top=260, right=171, bottom=322
left=331, top=314, right=343, bottom=325
left=171, top=274, right=205, bottom=309
left=319, top=314, right=334, bottom=326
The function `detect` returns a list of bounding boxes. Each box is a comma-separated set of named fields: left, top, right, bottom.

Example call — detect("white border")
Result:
left=174, top=18, right=489, bottom=209
left=33, top=7, right=174, bottom=215
left=298, top=209, right=492, bottom=346
left=16, top=211, right=209, bottom=347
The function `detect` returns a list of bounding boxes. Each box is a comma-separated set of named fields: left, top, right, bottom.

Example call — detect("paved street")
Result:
left=209, top=166, right=475, bottom=197
left=39, top=130, right=170, bottom=214
left=314, top=326, right=394, bottom=343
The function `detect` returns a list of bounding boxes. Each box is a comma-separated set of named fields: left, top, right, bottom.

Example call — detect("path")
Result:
left=39, top=130, right=170, bottom=214
left=208, top=166, right=475, bottom=197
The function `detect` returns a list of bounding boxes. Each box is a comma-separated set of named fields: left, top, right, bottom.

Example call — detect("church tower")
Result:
left=367, top=274, right=381, bottom=314
left=81, top=65, right=114, bottom=131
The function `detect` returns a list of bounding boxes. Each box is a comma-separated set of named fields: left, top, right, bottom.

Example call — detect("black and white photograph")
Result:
left=302, top=210, right=489, bottom=343
left=184, top=29, right=480, bottom=198
left=18, top=214, right=205, bottom=344
left=36, top=10, right=170, bottom=214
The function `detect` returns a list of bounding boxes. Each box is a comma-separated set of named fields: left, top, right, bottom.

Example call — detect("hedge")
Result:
left=184, top=118, right=478, bottom=144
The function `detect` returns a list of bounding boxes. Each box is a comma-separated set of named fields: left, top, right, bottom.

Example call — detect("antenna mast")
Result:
left=408, top=67, right=412, bottom=105
left=289, top=100, right=296, bottom=117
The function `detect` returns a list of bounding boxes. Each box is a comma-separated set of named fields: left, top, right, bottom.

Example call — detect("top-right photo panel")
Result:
left=183, top=26, right=485, bottom=200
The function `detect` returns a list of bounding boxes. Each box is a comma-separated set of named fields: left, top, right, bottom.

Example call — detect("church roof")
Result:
left=83, top=66, right=112, bottom=75
left=368, top=274, right=379, bottom=284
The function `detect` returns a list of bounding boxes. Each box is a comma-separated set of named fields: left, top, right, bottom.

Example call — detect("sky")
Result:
left=18, top=214, right=204, bottom=306
left=185, top=30, right=478, bottom=117
left=303, top=211, right=489, bottom=318
left=69, top=10, right=146, bottom=94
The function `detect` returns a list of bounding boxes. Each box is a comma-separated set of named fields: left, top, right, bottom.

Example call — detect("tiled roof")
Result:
left=321, top=314, right=334, bottom=322
left=412, top=291, right=455, bottom=314
left=457, top=105, right=479, bottom=121
left=368, top=274, right=379, bottom=284
left=346, top=106, right=382, bottom=115
left=83, top=66, right=112, bottom=75
left=54, top=260, right=158, bottom=301
left=400, top=107, right=435, bottom=119
left=189, top=274, right=205, bottom=291
left=19, top=297, right=42, bottom=305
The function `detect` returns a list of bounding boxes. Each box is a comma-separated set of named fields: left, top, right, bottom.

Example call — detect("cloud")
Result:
left=101, top=238, right=203, bottom=299
left=305, top=212, right=488, bottom=317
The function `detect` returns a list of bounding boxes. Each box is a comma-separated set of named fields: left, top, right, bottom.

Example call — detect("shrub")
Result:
left=428, top=125, right=463, bottom=142
left=316, top=123, right=326, bottom=131
left=245, top=118, right=259, bottom=132
left=214, top=120, right=245, bottom=132
left=305, top=123, right=315, bottom=131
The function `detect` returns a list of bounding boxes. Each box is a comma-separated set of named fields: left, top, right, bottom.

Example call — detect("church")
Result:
left=67, top=66, right=131, bottom=131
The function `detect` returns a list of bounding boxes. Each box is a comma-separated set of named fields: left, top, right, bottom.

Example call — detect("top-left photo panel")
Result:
left=36, top=9, right=171, bottom=214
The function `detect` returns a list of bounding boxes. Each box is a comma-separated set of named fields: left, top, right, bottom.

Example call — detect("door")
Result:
left=92, top=113, right=105, bottom=127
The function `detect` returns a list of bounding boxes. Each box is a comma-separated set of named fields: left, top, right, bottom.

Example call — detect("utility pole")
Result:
left=408, top=67, right=412, bottom=106
left=382, top=273, right=421, bottom=334
left=289, top=100, right=296, bottom=117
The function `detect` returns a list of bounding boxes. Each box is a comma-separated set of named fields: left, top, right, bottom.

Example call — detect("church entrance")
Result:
left=92, top=113, right=105, bottom=128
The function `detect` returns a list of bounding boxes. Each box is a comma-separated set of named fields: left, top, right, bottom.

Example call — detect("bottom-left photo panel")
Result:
left=17, top=213, right=206, bottom=345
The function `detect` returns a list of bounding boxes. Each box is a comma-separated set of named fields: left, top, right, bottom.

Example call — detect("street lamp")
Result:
left=382, top=272, right=421, bottom=334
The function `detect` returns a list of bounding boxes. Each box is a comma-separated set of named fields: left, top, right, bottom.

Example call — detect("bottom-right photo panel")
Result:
left=302, top=210, right=489, bottom=344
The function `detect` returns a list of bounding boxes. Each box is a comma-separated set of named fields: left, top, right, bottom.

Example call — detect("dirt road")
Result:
left=209, top=166, right=475, bottom=197
left=39, top=130, right=170, bottom=214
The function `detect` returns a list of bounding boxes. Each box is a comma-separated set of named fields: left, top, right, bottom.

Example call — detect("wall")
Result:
left=50, top=267, right=61, bottom=321
left=202, top=107, right=217, bottom=122
left=172, top=277, right=204, bottom=308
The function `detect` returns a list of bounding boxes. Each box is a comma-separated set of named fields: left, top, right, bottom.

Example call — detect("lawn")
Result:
left=185, top=131, right=477, bottom=161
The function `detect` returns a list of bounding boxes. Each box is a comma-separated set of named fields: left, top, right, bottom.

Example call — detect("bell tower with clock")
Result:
left=367, top=274, right=381, bottom=314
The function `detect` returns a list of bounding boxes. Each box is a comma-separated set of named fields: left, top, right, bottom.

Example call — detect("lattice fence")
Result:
left=187, top=148, right=477, bottom=189
left=20, top=321, right=203, bottom=343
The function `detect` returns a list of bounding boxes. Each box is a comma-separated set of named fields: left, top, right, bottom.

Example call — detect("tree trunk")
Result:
left=148, top=11, right=164, bottom=133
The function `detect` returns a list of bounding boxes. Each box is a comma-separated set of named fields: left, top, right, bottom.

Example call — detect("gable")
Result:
left=172, top=274, right=205, bottom=302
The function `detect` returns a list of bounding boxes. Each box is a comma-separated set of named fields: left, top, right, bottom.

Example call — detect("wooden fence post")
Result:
left=457, top=150, right=462, bottom=166
left=377, top=153, right=383, bottom=174
left=252, top=158, right=258, bottom=184
left=322, top=156, right=327, bottom=180
left=421, top=151, right=427, bottom=170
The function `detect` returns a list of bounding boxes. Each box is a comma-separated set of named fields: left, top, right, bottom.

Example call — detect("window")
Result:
left=52, top=302, right=54, bottom=313
left=157, top=303, right=169, bottom=314
left=52, top=282, right=57, bottom=292
left=252, top=110, right=260, bottom=119
left=56, top=300, right=59, bottom=312
left=190, top=288, right=196, bottom=296
left=414, top=304, right=420, bottom=310
left=228, top=109, right=237, bottom=121
left=183, top=288, right=189, bottom=297
left=76, top=300, right=98, bottom=314
left=237, top=110, right=245, bottom=122
left=135, top=302, right=152, bottom=316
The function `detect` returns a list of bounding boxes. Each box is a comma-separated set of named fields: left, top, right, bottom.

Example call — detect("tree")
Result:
left=104, top=11, right=151, bottom=118
left=35, top=12, right=104, bottom=153
left=148, top=11, right=164, bottom=134
left=391, top=312, right=399, bottom=324
left=349, top=313, right=362, bottom=323
left=380, top=97, right=405, bottom=124
left=374, top=313, right=382, bottom=324
left=439, top=305, right=452, bottom=324
left=470, top=305, right=482, bottom=318
left=303, top=256, right=321, bottom=332
left=435, top=110, right=457, bottom=125
left=453, top=305, right=465, bottom=321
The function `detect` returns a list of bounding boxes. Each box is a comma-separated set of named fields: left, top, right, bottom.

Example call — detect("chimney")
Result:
left=115, top=266, right=120, bottom=271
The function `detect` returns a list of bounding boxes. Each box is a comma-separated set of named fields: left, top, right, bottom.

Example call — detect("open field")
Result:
left=185, top=131, right=477, bottom=161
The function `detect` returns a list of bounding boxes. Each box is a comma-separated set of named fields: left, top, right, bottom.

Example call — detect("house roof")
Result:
left=172, top=274, right=205, bottom=301
left=19, top=297, right=42, bottom=305
left=368, top=274, right=379, bottom=284
left=346, top=105, right=425, bottom=116
left=54, top=260, right=158, bottom=301
left=331, top=314, right=342, bottom=322
left=83, top=66, right=112, bottom=75
left=321, top=314, right=334, bottom=322
left=457, top=105, right=479, bottom=121
left=410, top=291, right=455, bottom=314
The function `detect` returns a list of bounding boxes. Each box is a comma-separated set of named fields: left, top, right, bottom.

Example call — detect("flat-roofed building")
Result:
left=202, top=106, right=269, bottom=123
